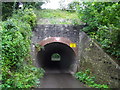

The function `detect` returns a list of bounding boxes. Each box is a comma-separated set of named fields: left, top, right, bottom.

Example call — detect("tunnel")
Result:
left=37, top=42, right=76, bottom=73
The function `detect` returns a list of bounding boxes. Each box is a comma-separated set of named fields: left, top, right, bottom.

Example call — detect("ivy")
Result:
left=74, top=70, right=109, bottom=88
left=1, top=8, right=44, bottom=88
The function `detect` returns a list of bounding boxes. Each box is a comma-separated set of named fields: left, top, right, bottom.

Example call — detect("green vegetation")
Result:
left=74, top=70, right=109, bottom=88
left=51, top=53, right=61, bottom=61
left=35, top=9, right=80, bottom=24
left=35, top=9, right=78, bottom=19
left=1, top=8, right=44, bottom=88
left=76, top=2, right=120, bottom=61
left=2, top=2, right=45, bottom=21
left=1, top=1, right=119, bottom=89
left=2, top=2, right=15, bottom=20
left=35, top=44, right=45, bottom=51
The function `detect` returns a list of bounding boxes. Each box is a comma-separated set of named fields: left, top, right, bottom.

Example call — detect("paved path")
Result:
left=40, top=73, right=86, bottom=88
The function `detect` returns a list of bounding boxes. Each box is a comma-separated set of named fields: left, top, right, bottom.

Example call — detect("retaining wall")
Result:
left=78, top=32, right=120, bottom=88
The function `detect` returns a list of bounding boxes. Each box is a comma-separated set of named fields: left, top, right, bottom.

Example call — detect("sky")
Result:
left=41, top=0, right=76, bottom=9
left=41, top=0, right=118, bottom=9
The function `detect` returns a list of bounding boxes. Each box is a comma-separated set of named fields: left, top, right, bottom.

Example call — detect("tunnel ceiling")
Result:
left=37, top=42, right=76, bottom=73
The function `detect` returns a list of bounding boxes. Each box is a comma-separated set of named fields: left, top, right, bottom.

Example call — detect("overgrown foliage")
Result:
left=1, top=8, right=44, bottom=88
left=74, top=70, right=109, bottom=88
left=2, top=2, right=45, bottom=21
left=35, top=9, right=78, bottom=19
left=2, top=2, right=14, bottom=21
left=68, top=1, right=80, bottom=10
left=35, top=9, right=79, bottom=24
left=76, top=2, right=120, bottom=61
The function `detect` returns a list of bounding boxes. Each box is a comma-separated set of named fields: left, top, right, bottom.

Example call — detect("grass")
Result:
left=34, top=9, right=80, bottom=24
left=35, top=9, right=78, bottom=19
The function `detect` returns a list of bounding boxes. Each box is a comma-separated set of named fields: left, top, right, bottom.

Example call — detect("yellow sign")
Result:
left=70, top=43, right=76, bottom=48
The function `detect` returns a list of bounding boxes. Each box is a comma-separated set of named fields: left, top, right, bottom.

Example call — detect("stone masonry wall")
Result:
left=32, top=25, right=80, bottom=44
left=31, top=25, right=81, bottom=73
left=78, top=31, right=120, bottom=88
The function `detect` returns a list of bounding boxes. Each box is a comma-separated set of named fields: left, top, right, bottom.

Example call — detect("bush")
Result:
left=2, top=2, right=45, bottom=20
left=76, top=2, right=120, bottom=61
left=1, top=8, right=44, bottom=88
left=2, top=2, right=15, bottom=20
left=12, top=8, right=37, bottom=28
left=68, top=1, right=80, bottom=11
left=74, top=70, right=109, bottom=88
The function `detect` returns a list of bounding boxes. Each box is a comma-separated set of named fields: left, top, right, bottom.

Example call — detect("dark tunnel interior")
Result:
left=37, top=42, right=76, bottom=73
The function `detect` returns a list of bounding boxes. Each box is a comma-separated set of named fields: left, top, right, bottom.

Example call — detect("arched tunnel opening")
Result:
left=37, top=42, right=76, bottom=73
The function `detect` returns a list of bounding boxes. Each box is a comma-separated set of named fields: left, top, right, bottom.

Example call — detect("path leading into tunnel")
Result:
left=39, top=69, right=86, bottom=88
left=37, top=39, right=87, bottom=88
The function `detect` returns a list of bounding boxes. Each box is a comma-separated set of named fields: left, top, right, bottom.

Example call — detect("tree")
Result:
left=76, top=2, right=120, bottom=61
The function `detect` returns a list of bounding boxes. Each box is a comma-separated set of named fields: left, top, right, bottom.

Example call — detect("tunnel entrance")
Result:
left=37, top=42, right=76, bottom=73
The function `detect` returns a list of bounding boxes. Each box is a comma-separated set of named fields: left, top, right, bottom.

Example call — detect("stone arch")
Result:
left=39, top=37, right=78, bottom=56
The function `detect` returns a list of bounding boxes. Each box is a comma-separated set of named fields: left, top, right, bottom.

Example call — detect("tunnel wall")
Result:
left=37, top=42, right=76, bottom=73
left=32, top=25, right=81, bottom=44
left=78, top=32, right=120, bottom=88
left=31, top=25, right=82, bottom=74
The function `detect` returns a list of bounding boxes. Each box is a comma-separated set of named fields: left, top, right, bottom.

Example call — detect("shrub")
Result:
left=2, top=2, right=45, bottom=20
left=74, top=70, right=109, bottom=88
left=2, top=2, right=15, bottom=21
left=68, top=1, right=80, bottom=11
left=1, top=8, right=44, bottom=88
left=76, top=2, right=120, bottom=61
left=12, top=8, right=37, bottom=28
